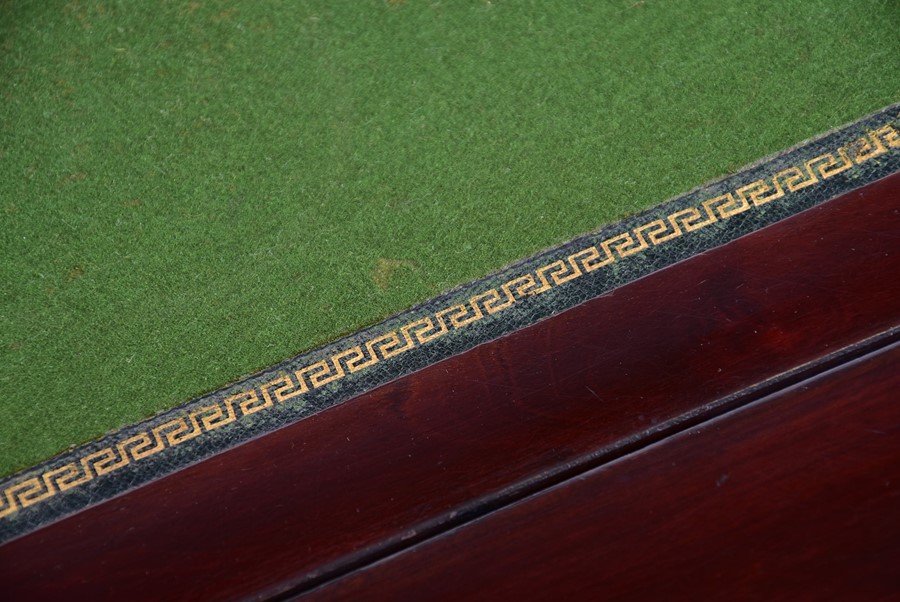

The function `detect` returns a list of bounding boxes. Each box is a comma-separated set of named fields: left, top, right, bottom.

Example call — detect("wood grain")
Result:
left=1, top=174, right=899, bottom=601
left=306, top=342, right=900, bottom=601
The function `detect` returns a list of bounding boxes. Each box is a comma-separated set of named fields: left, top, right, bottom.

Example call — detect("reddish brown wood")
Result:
left=306, top=342, right=900, bottom=601
left=1, top=174, right=899, bottom=600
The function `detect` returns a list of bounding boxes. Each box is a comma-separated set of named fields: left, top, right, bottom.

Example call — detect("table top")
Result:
left=3, top=163, right=898, bottom=600
left=2, top=0, right=899, bottom=479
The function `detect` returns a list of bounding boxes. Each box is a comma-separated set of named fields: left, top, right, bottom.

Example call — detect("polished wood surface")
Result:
left=1, top=174, right=898, bottom=600
left=306, top=342, right=900, bottom=601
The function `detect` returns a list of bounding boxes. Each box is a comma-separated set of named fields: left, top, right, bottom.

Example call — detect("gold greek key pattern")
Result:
left=2, top=124, right=898, bottom=521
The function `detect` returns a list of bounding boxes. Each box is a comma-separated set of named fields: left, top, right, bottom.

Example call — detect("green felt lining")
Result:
left=1, top=0, right=898, bottom=476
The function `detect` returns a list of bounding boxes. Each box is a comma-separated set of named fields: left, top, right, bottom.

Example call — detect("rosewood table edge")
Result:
left=270, top=326, right=900, bottom=600
left=297, top=340, right=900, bottom=601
